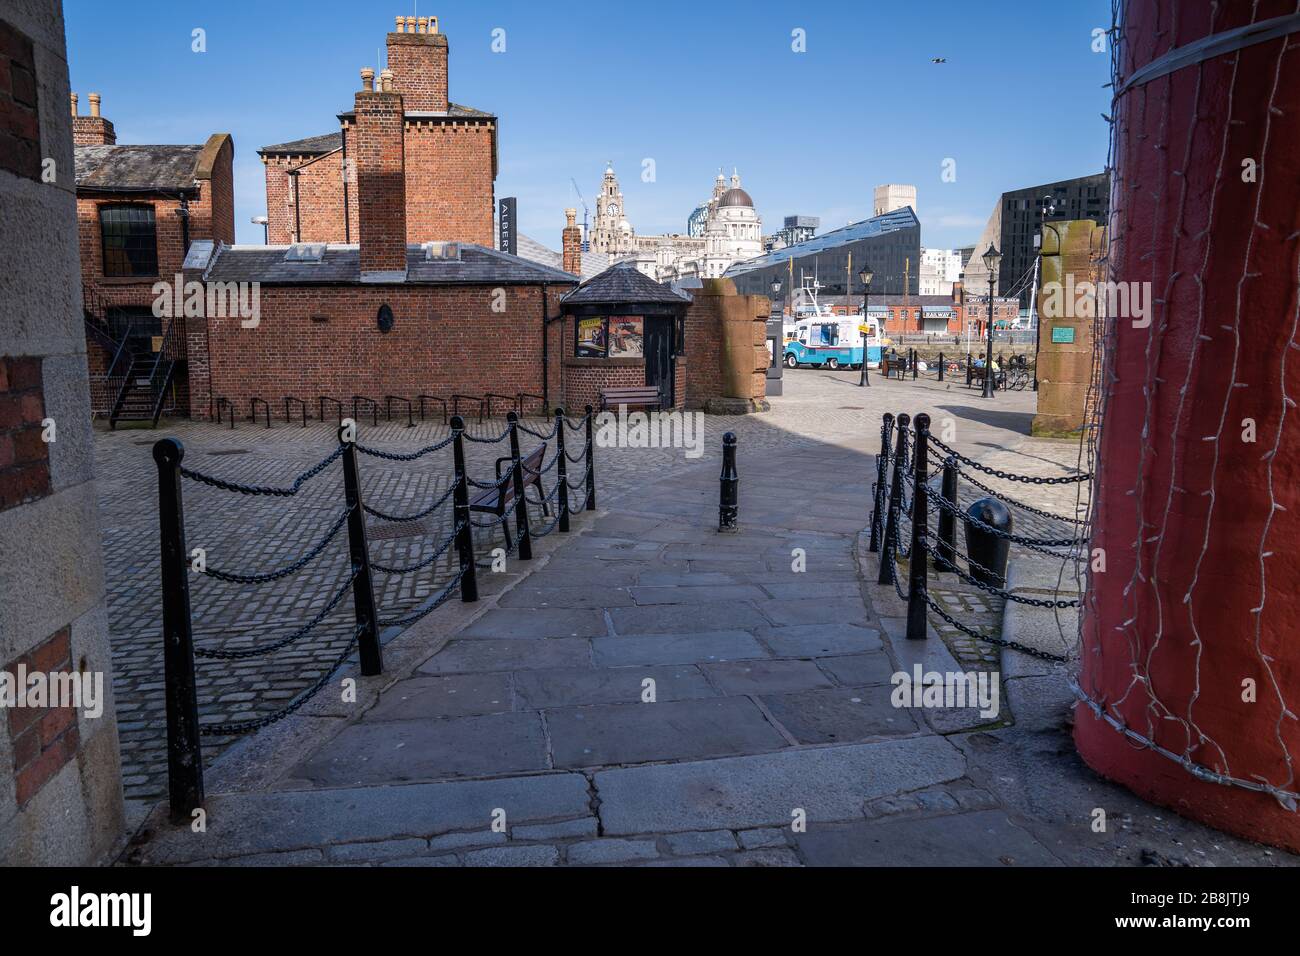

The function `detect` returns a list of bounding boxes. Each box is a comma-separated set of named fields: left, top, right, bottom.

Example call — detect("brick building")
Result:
left=2, top=0, right=124, bottom=864
left=802, top=283, right=1019, bottom=337
left=72, top=91, right=234, bottom=422
left=259, top=15, right=496, bottom=249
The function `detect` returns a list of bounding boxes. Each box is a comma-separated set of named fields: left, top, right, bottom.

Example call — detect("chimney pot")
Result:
left=360, top=67, right=375, bottom=91
left=70, top=92, right=78, bottom=116
left=88, top=92, right=101, bottom=117
left=405, top=16, right=416, bottom=33
left=379, top=68, right=394, bottom=92
left=417, top=17, right=428, bottom=33
left=395, top=16, right=404, bottom=32
left=429, top=16, right=438, bottom=33
left=565, top=208, right=577, bottom=228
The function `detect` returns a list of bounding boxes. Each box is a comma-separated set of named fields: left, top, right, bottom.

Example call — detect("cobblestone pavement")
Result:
left=96, top=370, right=1038, bottom=799
left=119, top=370, right=1293, bottom=867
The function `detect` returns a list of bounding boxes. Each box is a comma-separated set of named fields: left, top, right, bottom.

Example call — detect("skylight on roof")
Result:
left=424, top=242, right=461, bottom=261
left=285, top=243, right=327, bottom=262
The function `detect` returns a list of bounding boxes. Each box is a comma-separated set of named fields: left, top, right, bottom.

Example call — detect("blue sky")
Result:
left=65, top=0, right=1113, bottom=249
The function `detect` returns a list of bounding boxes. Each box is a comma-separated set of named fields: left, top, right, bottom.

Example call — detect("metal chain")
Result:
left=203, top=507, right=351, bottom=584
left=371, top=522, right=464, bottom=576
left=957, top=465, right=1091, bottom=526
left=917, top=533, right=1080, bottom=608
left=378, top=567, right=467, bottom=628
left=930, top=486, right=1088, bottom=550
left=929, top=434, right=1093, bottom=485
left=363, top=482, right=456, bottom=524
left=181, top=446, right=343, bottom=497
left=517, top=420, right=558, bottom=441
left=463, top=426, right=512, bottom=444
left=200, top=629, right=361, bottom=735
left=466, top=468, right=514, bottom=491
left=193, top=567, right=358, bottom=660
left=356, top=433, right=455, bottom=462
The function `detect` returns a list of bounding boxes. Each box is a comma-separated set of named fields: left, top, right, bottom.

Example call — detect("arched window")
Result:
left=99, top=204, right=158, bottom=277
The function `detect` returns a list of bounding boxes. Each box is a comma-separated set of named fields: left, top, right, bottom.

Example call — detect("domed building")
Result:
left=586, top=164, right=763, bottom=281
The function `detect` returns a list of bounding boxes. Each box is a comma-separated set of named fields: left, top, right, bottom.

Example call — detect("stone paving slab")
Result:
left=815, top=652, right=897, bottom=687
left=700, top=659, right=834, bottom=696
left=365, top=674, right=513, bottom=721
left=131, top=772, right=594, bottom=864
left=793, top=810, right=1063, bottom=866
left=459, top=607, right=608, bottom=639
left=293, top=712, right=550, bottom=785
left=628, top=584, right=770, bottom=605
left=498, top=585, right=636, bottom=609
left=418, top=638, right=592, bottom=674
left=594, top=736, right=966, bottom=835
left=512, top=664, right=716, bottom=709
left=760, top=686, right=920, bottom=744
left=608, top=601, right=772, bottom=634
left=754, top=623, right=883, bottom=658
left=591, top=631, right=769, bottom=667
left=546, top=697, right=789, bottom=768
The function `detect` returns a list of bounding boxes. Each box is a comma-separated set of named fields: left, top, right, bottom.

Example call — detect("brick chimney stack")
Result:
left=386, top=12, right=448, bottom=111
left=354, top=68, right=408, bottom=281
left=562, top=208, right=582, bottom=277
left=71, top=91, right=116, bottom=146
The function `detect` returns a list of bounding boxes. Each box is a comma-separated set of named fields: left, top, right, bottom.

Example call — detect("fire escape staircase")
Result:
left=83, top=288, right=183, bottom=429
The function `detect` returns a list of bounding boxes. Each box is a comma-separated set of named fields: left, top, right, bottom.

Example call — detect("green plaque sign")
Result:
left=1051, top=326, right=1076, bottom=345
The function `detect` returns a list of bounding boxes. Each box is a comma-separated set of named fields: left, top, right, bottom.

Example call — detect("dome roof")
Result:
left=719, top=187, right=753, bottom=208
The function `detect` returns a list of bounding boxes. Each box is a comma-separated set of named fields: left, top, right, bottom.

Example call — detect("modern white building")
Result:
left=919, top=246, right=964, bottom=295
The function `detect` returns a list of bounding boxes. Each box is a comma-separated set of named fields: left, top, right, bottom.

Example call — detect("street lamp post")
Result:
left=858, top=267, right=873, bottom=387
left=981, top=245, right=1002, bottom=399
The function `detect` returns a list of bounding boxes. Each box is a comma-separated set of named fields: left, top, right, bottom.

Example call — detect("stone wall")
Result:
left=683, top=278, right=769, bottom=411
left=0, top=0, right=124, bottom=865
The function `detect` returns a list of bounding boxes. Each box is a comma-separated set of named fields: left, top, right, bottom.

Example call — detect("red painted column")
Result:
left=1077, top=0, right=1300, bottom=850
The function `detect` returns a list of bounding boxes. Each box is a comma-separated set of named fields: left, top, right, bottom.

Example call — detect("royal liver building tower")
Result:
left=590, top=163, right=636, bottom=255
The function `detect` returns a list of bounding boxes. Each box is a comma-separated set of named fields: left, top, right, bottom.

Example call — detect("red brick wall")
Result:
left=354, top=89, right=406, bottom=274
left=563, top=362, right=645, bottom=414
left=403, top=121, right=495, bottom=246
left=386, top=30, right=448, bottom=112
left=192, top=134, right=235, bottom=245
left=4, top=628, right=78, bottom=807
left=0, top=22, right=40, bottom=180
left=684, top=294, right=720, bottom=408
left=193, top=283, right=575, bottom=420
left=0, top=356, right=50, bottom=512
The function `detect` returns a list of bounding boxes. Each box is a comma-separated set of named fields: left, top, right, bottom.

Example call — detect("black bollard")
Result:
left=965, top=352, right=973, bottom=387
left=911, top=349, right=918, bottom=380
left=905, top=414, right=931, bottom=641
left=878, top=413, right=909, bottom=585
left=719, top=432, right=739, bottom=532
left=964, top=497, right=1013, bottom=589
left=938, top=352, right=944, bottom=382
left=934, top=457, right=958, bottom=573
left=868, top=413, right=894, bottom=553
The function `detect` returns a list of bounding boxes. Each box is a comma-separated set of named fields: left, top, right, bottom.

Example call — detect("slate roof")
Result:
left=257, top=133, right=342, bottom=157
left=561, top=262, right=691, bottom=306
left=514, top=232, right=612, bottom=281
left=74, top=144, right=204, bottom=192
left=204, top=243, right=578, bottom=285
left=334, top=103, right=496, bottom=122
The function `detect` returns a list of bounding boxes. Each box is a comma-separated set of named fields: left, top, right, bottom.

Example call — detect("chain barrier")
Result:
left=180, top=446, right=344, bottom=497
left=156, top=404, right=599, bottom=818
left=202, top=507, right=352, bottom=584
left=363, top=482, right=457, bottom=524
left=957, top=465, right=1090, bottom=527
left=929, top=434, right=1093, bottom=485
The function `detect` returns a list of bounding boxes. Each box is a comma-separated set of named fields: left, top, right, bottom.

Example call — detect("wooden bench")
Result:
left=600, top=386, right=662, bottom=412
left=469, top=444, right=550, bottom=550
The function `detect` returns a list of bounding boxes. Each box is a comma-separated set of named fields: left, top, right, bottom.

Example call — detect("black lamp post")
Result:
left=981, top=245, right=1001, bottom=399
left=858, top=267, right=873, bottom=387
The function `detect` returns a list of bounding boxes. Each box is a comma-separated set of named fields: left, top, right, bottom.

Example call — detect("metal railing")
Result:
left=152, top=405, right=598, bottom=821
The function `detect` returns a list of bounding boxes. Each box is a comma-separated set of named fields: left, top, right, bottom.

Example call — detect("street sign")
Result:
left=1051, top=325, right=1076, bottom=344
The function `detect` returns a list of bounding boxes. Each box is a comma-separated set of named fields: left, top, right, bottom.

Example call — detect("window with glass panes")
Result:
left=99, top=204, right=158, bottom=277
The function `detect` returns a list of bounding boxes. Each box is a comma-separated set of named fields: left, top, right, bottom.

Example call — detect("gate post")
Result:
left=507, top=411, right=534, bottom=560
left=340, top=424, right=382, bottom=675
left=906, top=414, right=931, bottom=640
left=584, top=404, right=596, bottom=511
left=869, top=413, right=894, bottom=553
left=554, top=408, right=571, bottom=533
left=878, top=413, right=909, bottom=585
left=450, top=416, right=479, bottom=603
left=153, top=438, right=204, bottom=823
